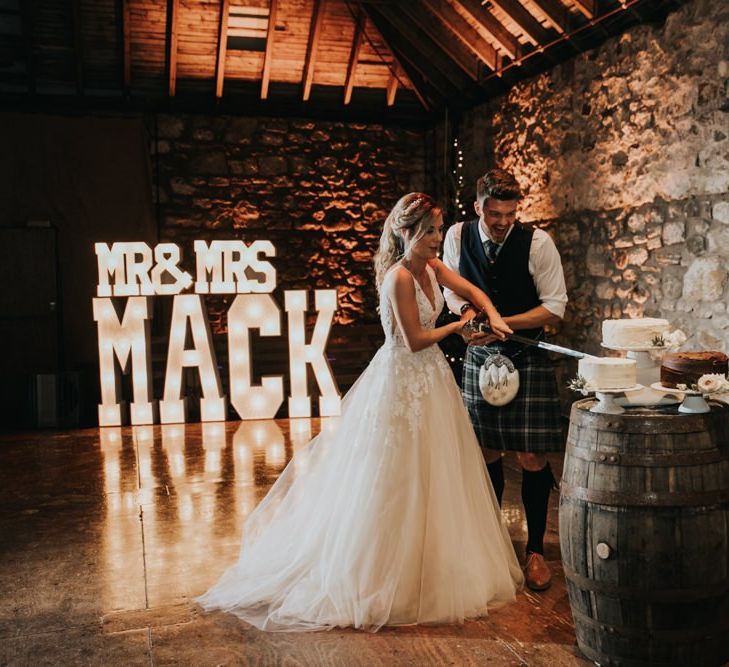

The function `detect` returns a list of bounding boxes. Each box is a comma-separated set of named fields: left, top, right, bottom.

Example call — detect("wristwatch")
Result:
left=460, top=303, right=476, bottom=315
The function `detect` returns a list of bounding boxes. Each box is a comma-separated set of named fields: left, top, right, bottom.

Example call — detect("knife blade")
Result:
left=469, top=322, right=597, bottom=360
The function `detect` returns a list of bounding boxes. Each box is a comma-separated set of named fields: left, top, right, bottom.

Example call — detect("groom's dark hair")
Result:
left=476, top=169, right=521, bottom=203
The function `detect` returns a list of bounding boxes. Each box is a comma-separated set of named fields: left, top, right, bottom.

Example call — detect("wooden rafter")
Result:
left=453, top=0, right=520, bottom=61
left=361, top=6, right=431, bottom=110
left=489, top=0, right=551, bottom=45
left=421, top=0, right=497, bottom=71
left=302, top=0, right=326, bottom=102
left=167, top=0, right=179, bottom=97
left=119, top=0, right=131, bottom=93
left=373, top=4, right=471, bottom=92
left=343, top=10, right=365, bottom=105
left=71, top=0, right=84, bottom=94
left=386, top=62, right=398, bottom=107
left=398, top=1, right=479, bottom=80
left=260, top=0, right=277, bottom=99
left=573, top=0, right=596, bottom=20
left=20, top=0, right=35, bottom=94
left=529, top=0, right=570, bottom=34
left=215, top=0, right=230, bottom=98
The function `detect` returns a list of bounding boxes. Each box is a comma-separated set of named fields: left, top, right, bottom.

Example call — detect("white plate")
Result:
left=650, top=382, right=700, bottom=396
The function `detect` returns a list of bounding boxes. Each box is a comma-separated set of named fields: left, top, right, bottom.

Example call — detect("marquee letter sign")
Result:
left=93, top=241, right=341, bottom=426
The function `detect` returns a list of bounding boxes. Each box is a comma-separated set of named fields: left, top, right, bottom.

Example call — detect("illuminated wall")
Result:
left=433, top=0, right=729, bottom=408
left=152, top=114, right=427, bottom=330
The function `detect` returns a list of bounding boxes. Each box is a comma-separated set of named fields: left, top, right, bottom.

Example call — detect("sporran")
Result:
left=479, top=354, right=519, bottom=406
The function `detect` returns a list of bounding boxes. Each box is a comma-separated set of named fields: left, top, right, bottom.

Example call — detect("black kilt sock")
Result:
left=521, top=463, right=556, bottom=555
left=485, top=458, right=504, bottom=507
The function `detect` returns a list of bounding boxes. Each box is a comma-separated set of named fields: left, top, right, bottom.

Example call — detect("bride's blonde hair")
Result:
left=373, top=192, right=441, bottom=291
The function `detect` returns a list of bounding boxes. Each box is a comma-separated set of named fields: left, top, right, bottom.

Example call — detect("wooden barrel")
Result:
left=559, top=399, right=729, bottom=666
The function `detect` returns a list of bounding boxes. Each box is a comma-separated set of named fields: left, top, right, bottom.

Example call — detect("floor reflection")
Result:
left=95, top=417, right=546, bottom=610
left=98, top=418, right=329, bottom=608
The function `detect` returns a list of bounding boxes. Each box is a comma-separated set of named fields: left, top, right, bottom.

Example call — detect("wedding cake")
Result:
left=578, top=357, right=637, bottom=390
left=660, top=352, right=729, bottom=388
left=602, top=318, right=670, bottom=348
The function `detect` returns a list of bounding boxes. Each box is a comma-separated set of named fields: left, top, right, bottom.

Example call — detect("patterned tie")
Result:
left=484, top=239, right=499, bottom=265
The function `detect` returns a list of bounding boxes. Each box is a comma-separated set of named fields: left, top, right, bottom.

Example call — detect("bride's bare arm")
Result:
left=389, top=268, right=464, bottom=352
left=429, top=259, right=511, bottom=339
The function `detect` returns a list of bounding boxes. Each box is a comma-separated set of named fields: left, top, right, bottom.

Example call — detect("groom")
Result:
left=443, top=168, right=568, bottom=591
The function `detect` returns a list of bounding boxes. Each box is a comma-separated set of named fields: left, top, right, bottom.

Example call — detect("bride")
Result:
left=197, top=192, right=524, bottom=631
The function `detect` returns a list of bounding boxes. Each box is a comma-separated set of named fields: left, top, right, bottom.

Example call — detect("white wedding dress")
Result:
left=198, top=265, right=523, bottom=631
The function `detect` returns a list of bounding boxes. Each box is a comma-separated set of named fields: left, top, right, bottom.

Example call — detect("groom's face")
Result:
left=475, top=197, right=518, bottom=244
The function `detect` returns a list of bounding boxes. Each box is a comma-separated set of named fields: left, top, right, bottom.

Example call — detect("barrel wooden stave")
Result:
left=560, top=399, right=729, bottom=666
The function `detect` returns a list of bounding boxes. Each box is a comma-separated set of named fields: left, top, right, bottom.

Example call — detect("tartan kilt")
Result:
left=462, top=344, right=564, bottom=453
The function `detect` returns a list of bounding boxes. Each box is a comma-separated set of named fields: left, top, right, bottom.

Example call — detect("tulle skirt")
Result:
left=197, top=342, right=523, bottom=631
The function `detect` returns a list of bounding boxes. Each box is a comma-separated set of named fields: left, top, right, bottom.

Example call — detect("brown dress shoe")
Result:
left=525, top=552, right=552, bottom=591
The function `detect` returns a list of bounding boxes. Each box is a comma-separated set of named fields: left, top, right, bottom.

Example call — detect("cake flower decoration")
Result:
left=696, top=373, right=729, bottom=394
left=568, top=375, right=595, bottom=396
left=651, top=329, right=687, bottom=349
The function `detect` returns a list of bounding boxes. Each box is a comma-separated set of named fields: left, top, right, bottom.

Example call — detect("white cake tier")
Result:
left=578, top=357, right=638, bottom=390
left=602, top=318, right=669, bottom=349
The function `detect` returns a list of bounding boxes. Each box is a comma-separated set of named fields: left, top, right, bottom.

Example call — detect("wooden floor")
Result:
left=0, top=420, right=590, bottom=666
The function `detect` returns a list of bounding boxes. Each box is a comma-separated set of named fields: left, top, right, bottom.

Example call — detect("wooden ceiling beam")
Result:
left=360, top=6, right=432, bottom=110
left=302, top=0, right=326, bottom=102
left=453, top=0, right=520, bottom=61
left=71, top=0, right=84, bottom=94
left=386, top=62, right=398, bottom=107
left=343, top=9, right=365, bottom=105
left=167, top=0, right=179, bottom=97
left=573, top=0, right=596, bottom=20
left=420, top=0, right=497, bottom=71
left=215, top=0, right=230, bottom=99
left=20, top=0, right=35, bottom=95
left=529, top=0, right=570, bottom=34
left=398, top=0, right=480, bottom=80
left=372, top=4, right=472, bottom=91
left=260, top=0, right=278, bottom=100
left=489, top=0, right=551, bottom=45
left=119, top=0, right=132, bottom=94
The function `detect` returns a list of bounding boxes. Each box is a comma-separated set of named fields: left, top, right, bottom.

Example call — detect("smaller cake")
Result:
left=660, top=352, right=729, bottom=388
left=602, top=318, right=670, bottom=348
left=578, top=357, right=637, bottom=390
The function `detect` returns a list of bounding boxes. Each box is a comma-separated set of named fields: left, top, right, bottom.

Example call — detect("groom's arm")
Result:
left=503, top=230, right=567, bottom=331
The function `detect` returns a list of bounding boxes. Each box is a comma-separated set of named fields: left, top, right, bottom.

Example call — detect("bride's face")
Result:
left=407, top=212, right=444, bottom=261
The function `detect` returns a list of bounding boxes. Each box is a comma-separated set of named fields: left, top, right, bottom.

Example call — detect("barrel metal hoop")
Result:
left=560, top=481, right=729, bottom=507
left=563, top=564, right=729, bottom=602
left=570, top=398, right=729, bottom=434
left=566, top=444, right=728, bottom=467
left=569, top=603, right=728, bottom=644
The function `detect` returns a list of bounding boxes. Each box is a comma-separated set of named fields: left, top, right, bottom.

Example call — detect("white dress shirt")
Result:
left=442, top=221, right=568, bottom=319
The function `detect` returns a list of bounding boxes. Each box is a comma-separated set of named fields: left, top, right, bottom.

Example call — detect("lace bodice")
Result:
left=380, top=264, right=445, bottom=347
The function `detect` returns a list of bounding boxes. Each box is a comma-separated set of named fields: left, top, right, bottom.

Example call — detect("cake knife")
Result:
left=468, top=322, right=597, bottom=360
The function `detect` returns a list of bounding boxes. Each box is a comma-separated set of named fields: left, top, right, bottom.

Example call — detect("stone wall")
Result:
left=152, top=114, right=426, bottom=332
left=446, top=0, right=729, bottom=372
